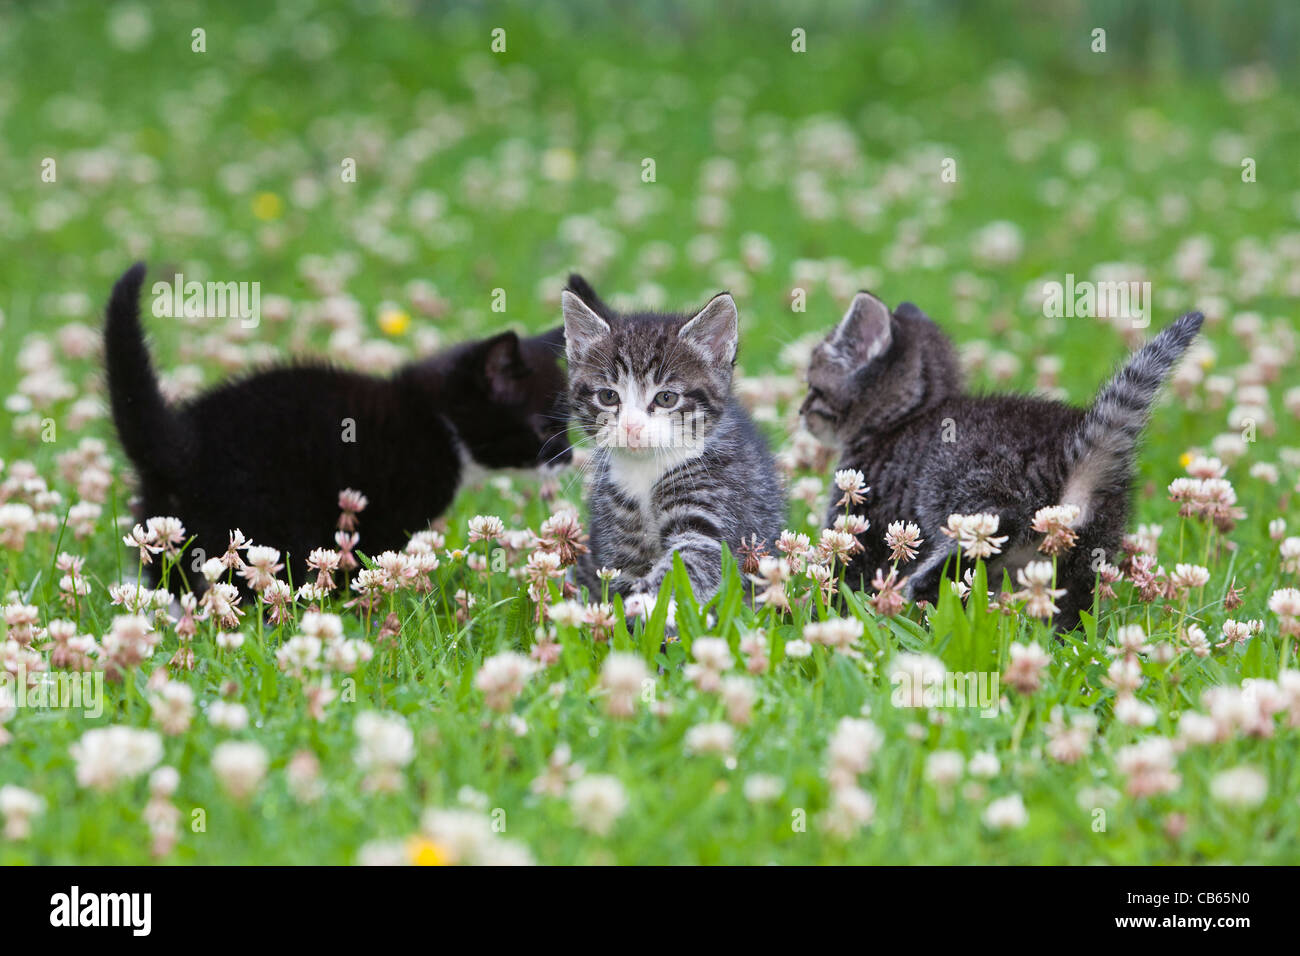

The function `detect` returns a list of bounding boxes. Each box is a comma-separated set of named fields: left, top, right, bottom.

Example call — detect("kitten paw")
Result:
left=622, top=591, right=654, bottom=619
left=622, top=591, right=677, bottom=625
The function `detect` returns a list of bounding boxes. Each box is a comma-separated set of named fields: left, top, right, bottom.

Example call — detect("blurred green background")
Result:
left=1, top=0, right=1299, bottom=866
left=3, top=0, right=1295, bottom=376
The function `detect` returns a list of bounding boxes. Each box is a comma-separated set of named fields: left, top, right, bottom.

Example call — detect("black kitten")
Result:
left=801, top=291, right=1203, bottom=630
left=105, top=262, right=571, bottom=590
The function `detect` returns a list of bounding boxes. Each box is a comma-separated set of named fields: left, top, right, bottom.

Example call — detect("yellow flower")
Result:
left=379, top=306, right=411, bottom=336
left=1179, top=452, right=1192, bottom=468
left=251, top=191, right=283, bottom=221
left=407, top=837, right=448, bottom=866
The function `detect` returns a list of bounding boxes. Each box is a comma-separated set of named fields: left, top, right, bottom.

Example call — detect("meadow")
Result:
left=1, top=0, right=1299, bottom=864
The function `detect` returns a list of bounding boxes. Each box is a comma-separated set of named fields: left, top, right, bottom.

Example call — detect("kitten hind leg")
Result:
left=905, top=546, right=958, bottom=605
left=1049, top=534, right=1111, bottom=635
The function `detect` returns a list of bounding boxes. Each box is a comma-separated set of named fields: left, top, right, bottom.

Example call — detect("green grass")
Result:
left=1, top=0, right=1298, bottom=864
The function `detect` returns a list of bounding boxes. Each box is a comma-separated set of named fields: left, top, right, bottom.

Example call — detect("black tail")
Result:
left=565, top=273, right=613, bottom=318
left=104, top=263, right=184, bottom=481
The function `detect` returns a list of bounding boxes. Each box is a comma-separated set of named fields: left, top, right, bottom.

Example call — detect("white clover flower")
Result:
left=211, top=741, right=268, bottom=802
left=569, top=775, right=628, bottom=836
left=720, top=676, right=757, bottom=725
left=982, top=793, right=1029, bottom=830
left=353, top=711, right=415, bottom=776
left=467, top=515, right=506, bottom=542
left=325, top=638, right=374, bottom=674
left=149, top=766, right=180, bottom=798
left=833, top=469, right=868, bottom=507
left=691, top=637, right=733, bottom=671
left=1178, top=711, right=1219, bottom=745
left=547, top=600, right=586, bottom=628
left=684, top=721, right=736, bottom=757
left=826, top=716, right=884, bottom=783
left=300, top=611, right=345, bottom=643
left=208, top=700, right=250, bottom=732
left=276, top=634, right=322, bottom=678
left=600, top=652, right=648, bottom=719
left=942, top=513, right=1008, bottom=560
left=685, top=637, right=733, bottom=691
left=1281, top=538, right=1300, bottom=574
left=1209, top=766, right=1268, bottom=809
left=1170, top=563, right=1211, bottom=591
left=924, top=750, right=965, bottom=788
left=803, top=616, right=864, bottom=653
left=742, top=773, right=784, bottom=804
left=1114, top=694, right=1157, bottom=728
left=70, top=726, right=163, bottom=791
left=968, top=751, right=1001, bottom=778
left=200, top=556, right=227, bottom=583
left=216, top=631, right=245, bottom=651
left=1116, top=737, right=1181, bottom=798
left=149, top=681, right=195, bottom=735
left=823, top=785, right=876, bottom=838
left=0, top=785, right=45, bottom=839
left=474, top=651, right=537, bottom=711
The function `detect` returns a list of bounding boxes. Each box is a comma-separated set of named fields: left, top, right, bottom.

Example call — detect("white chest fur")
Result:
left=607, top=453, right=663, bottom=505
left=606, top=445, right=705, bottom=533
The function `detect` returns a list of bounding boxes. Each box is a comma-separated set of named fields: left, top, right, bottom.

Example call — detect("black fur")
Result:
left=105, top=262, right=571, bottom=590
left=565, top=273, right=614, bottom=318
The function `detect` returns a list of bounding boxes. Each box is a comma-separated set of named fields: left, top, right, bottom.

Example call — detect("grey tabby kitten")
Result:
left=562, top=275, right=785, bottom=613
left=801, top=291, right=1203, bottom=630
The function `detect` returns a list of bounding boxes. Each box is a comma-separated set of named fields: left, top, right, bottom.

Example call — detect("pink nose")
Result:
left=625, top=422, right=644, bottom=439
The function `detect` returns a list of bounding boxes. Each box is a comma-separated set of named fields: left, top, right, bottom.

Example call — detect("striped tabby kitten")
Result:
left=801, top=291, right=1203, bottom=630
left=563, top=276, right=785, bottom=613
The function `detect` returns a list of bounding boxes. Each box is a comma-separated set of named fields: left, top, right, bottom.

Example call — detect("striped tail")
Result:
left=1063, top=311, right=1204, bottom=512
left=104, top=262, right=185, bottom=481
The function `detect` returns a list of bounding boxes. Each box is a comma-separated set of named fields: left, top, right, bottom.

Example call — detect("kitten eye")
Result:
left=595, top=388, right=620, bottom=406
left=653, top=390, right=679, bottom=409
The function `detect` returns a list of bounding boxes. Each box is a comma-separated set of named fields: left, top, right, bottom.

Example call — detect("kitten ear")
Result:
left=533, top=324, right=567, bottom=355
left=678, top=292, right=738, bottom=366
left=483, top=331, right=527, bottom=403
left=565, top=274, right=611, bottom=318
left=561, top=290, right=611, bottom=362
left=832, top=291, right=893, bottom=365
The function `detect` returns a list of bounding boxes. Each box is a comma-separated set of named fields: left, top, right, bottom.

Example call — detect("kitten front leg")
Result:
left=571, top=551, right=600, bottom=596
left=626, top=531, right=723, bottom=615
